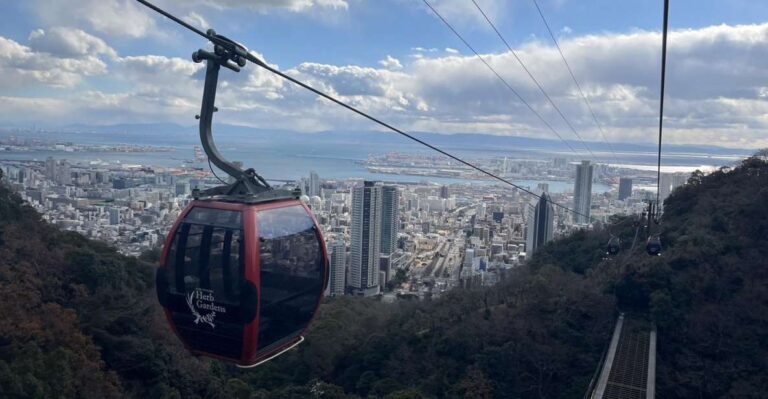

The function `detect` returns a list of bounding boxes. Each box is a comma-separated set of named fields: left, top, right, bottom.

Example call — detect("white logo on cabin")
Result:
left=186, top=288, right=226, bottom=328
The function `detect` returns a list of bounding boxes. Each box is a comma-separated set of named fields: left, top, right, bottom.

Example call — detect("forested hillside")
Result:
left=0, top=154, right=766, bottom=398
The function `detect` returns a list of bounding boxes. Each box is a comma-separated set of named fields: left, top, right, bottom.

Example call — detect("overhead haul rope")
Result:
left=134, top=0, right=595, bottom=221
left=655, top=0, right=670, bottom=208
left=529, top=0, right=621, bottom=166
left=468, top=0, right=597, bottom=159
left=419, top=0, right=583, bottom=158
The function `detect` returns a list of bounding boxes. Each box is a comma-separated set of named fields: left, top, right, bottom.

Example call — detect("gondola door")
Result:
left=157, top=202, right=258, bottom=363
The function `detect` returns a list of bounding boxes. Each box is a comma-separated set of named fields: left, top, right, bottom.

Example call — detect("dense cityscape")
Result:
left=0, top=134, right=692, bottom=301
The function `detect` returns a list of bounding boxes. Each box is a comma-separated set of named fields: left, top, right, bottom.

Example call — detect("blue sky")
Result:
left=1, top=0, right=768, bottom=150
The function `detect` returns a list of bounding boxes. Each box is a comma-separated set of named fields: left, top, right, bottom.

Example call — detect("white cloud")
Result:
left=28, top=27, right=117, bottom=59
left=445, top=47, right=459, bottom=54
left=423, top=0, right=506, bottom=26
left=183, top=12, right=211, bottom=31
left=0, top=36, right=110, bottom=88
left=28, top=0, right=351, bottom=41
left=4, top=22, right=768, bottom=150
left=190, top=0, right=349, bottom=13
left=117, top=55, right=201, bottom=79
left=32, top=0, right=157, bottom=38
left=379, top=55, right=403, bottom=70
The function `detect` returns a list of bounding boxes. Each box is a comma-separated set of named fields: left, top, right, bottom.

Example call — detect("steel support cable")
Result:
left=419, top=0, right=582, bottom=157
left=530, top=0, right=620, bottom=166
left=133, top=0, right=594, bottom=222
left=656, top=0, right=670, bottom=208
left=249, top=57, right=592, bottom=219
left=470, top=0, right=596, bottom=159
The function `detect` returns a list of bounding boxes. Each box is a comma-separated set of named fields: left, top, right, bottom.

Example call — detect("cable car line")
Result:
left=248, top=51, right=592, bottom=219
left=530, top=0, right=621, bottom=166
left=469, top=0, right=596, bottom=159
left=135, top=0, right=595, bottom=221
left=641, top=0, right=669, bottom=257
left=419, top=0, right=583, bottom=158
left=655, top=0, right=670, bottom=208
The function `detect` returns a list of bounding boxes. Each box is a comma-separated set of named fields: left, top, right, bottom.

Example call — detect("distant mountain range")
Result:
left=6, top=122, right=757, bottom=158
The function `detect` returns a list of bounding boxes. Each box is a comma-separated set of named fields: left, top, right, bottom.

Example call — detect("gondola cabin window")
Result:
left=257, top=205, right=325, bottom=352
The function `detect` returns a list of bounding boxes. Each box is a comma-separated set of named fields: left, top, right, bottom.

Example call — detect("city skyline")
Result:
left=0, top=143, right=692, bottom=300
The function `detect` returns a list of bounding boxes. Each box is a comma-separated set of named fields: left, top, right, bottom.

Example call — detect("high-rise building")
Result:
left=659, top=172, right=689, bottom=205
left=349, top=181, right=381, bottom=296
left=672, top=173, right=688, bottom=188
left=57, top=160, right=71, bottom=185
left=526, top=192, right=555, bottom=255
left=537, top=183, right=550, bottom=193
left=309, top=171, right=321, bottom=197
left=380, top=185, right=399, bottom=256
left=45, top=157, right=57, bottom=180
left=379, top=254, right=391, bottom=285
left=175, top=182, right=190, bottom=196
left=329, top=241, right=346, bottom=296
left=477, top=203, right=486, bottom=220
left=439, top=185, right=449, bottom=199
left=619, top=178, right=633, bottom=201
left=659, top=173, right=673, bottom=202
left=108, top=207, right=121, bottom=225
left=464, top=248, right=475, bottom=269
left=574, top=160, right=594, bottom=224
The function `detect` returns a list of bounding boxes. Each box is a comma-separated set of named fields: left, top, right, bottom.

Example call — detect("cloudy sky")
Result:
left=1, top=0, right=767, bottom=150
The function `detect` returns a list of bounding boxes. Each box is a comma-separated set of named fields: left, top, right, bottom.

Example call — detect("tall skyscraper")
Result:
left=672, top=173, right=688, bottom=188
left=379, top=254, right=391, bottom=284
left=659, top=172, right=689, bottom=205
left=309, top=171, right=321, bottom=197
left=477, top=203, right=487, bottom=220
left=619, top=178, right=633, bottom=201
left=526, top=192, right=554, bottom=255
left=108, top=207, right=122, bottom=225
left=329, top=241, right=346, bottom=296
left=175, top=182, right=190, bottom=196
left=57, top=160, right=72, bottom=185
left=45, top=157, right=57, bottom=180
left=574, top=160, right=594, bottom=224
left=439, top=185, right=449, bottom=199
left=350, top=181, right=381, bottom=296
left=659, top=173, right=673, bottom=203
left=380, top=185, right=399, bottom=256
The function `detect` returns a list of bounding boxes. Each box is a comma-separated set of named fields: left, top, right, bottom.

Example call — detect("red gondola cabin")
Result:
left=156, top=198, right=328, bottom=367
